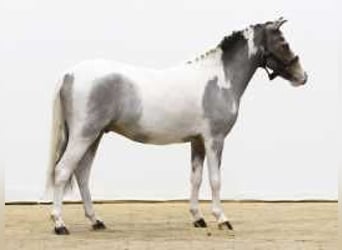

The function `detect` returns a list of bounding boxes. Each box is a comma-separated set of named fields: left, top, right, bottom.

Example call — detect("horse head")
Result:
left=260, top=17, right=308, bottom=86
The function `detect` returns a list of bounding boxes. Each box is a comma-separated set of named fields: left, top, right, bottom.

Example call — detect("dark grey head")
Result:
left=257, top=17, right=308, bottom=86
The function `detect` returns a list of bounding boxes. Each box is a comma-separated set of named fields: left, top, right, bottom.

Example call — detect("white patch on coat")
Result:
left=243, top=27, right=257, bottom=58
left=188, top=48, right=231, bottom=89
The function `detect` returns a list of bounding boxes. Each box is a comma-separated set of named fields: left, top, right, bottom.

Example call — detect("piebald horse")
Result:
left=47, top=18, right=307, bottom=234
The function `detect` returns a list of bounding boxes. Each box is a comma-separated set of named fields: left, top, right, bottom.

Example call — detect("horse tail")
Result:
left=45, top=75, right=73, bottom=195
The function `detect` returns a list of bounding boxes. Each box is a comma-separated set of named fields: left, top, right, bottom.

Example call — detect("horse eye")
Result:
left=270, top=28, right=279, bottom=33
left=282, top=43, right=290, bottom=51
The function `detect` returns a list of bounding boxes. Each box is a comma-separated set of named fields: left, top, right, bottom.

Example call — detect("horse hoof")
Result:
left=218, top=221, right=233, bottom=230
left=193, top=218, right=207, bottom=228
left=54, top=226, right=70, bottom=235
left=92, top=220, right=106, bottom=230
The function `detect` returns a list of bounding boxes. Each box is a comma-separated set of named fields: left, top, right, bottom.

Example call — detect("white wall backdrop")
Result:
left=1, top=0, right=340, bottom=202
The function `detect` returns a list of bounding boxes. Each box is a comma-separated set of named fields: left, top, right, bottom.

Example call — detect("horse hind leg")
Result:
left=74, top=135, right=106, bottom=230
left=51, top=134, right=97, bottom=235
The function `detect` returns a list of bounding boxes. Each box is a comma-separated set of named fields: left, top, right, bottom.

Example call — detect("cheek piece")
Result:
left=261, top=51, right=299, bottom=81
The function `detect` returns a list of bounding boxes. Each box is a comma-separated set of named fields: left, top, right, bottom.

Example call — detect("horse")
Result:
left=47, top=17, right=307, bottom=235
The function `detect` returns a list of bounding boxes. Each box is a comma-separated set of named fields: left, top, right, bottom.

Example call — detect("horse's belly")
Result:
left=145, top=107, right=204, bottom=143
left=111, top=110, right=203, bottom=145
left=110, top=126, right=197, bottom=145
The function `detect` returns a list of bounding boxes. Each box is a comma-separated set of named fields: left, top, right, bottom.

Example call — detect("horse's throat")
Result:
left=225, top=57, right=259, bottom=98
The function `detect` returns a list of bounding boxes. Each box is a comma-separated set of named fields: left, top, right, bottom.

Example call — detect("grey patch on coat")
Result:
left=202, top=76, right=238, bottom=137
left=210, top=138, right=224, bottom=168
left=53, top=74, right=74, bottom=166
left=218, top=28, right=261, bottom=97
left=190, top=136, right=205, bottom=172
left=57, top=73, right=74, bottom=164
left=182, top=135, right=199, bottom=143
left=131, top=133, right=149, bottom=143
left=54, top=73, right=74, bottom=187
left=219, top=31, right=248, bottom=81
left=60, top=73, right=74, bottom=121
left=82, top=73, right=142, bottom=138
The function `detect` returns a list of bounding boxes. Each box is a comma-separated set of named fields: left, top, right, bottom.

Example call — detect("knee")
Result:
left=191, top=176, right=202, bottom=189
left=210, top=176, right=221, bottom=190
left=54, top=167, right=72, bottom=186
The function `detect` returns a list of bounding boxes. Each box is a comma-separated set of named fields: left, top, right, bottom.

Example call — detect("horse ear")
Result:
left=274, top=17, right=287, bottom=29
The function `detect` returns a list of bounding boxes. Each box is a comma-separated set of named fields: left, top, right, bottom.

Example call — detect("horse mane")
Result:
left=186, top=29, right=247, bottom=64
left=218, top=30, right=245, bottom=52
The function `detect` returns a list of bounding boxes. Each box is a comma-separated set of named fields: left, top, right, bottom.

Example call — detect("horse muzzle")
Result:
left=291, top=71, right=308, bottom=86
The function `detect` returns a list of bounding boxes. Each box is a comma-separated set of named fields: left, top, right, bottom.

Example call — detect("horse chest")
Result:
left=202, top=76, right=239, bottom=136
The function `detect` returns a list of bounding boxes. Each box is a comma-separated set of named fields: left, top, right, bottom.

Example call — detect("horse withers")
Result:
left=47, top=17, right=307, bottom=235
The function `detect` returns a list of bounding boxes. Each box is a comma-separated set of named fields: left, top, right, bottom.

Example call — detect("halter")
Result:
left=261, top=51, right=299, bottom=81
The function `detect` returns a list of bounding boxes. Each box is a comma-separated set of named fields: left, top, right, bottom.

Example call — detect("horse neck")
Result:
left=225, top=55, right=260, bottom=99
left=220, top=36, right=261, bottom=99
left=185, top=43, right=260, bottom=98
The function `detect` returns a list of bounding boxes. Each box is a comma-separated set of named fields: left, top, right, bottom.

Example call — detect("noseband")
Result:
left=261, top=51, right=299, bottom=80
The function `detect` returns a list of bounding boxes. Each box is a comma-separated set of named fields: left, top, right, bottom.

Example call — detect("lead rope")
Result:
left=264, top=66, right=278, bottom=80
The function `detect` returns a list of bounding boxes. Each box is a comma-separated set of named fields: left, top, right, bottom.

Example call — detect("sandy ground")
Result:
left=5, top=202, right=338, bottom=250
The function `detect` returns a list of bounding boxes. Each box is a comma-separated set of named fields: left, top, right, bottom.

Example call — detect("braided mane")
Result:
left=187, top=29, right=247, bottom=64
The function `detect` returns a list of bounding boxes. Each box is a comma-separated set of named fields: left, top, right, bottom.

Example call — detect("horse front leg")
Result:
left=189, top=137, right=206, bottom=227
left=204, top=136, right=233, bottom=230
